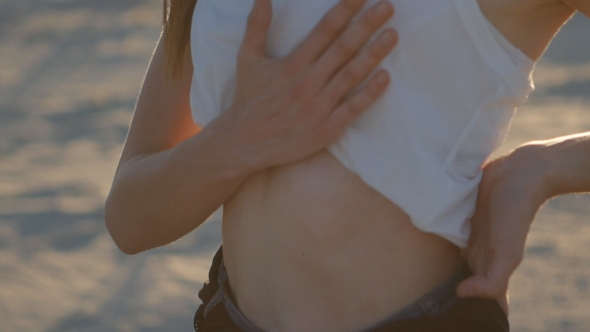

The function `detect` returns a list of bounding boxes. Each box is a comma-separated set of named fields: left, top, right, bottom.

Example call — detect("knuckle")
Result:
left=340, top=67, right=360, bottom=83
left=247, top=11, right=261, bottom=27
left=332, top=41, right=356, bottom=59
left=361, top=12, right=379, bottom=31
left=351, top=93, right=369, bottom=111
left=364, top=51, right=380, bottom=69
left=283, top=55, right=305, bottom=76
left=341, top=95, right=365, bottom=119
left=287, top=77, right=313, bottom=102
left=318, top=14, right=342, bottom=37
left=323, top=85, right=343, bottom=107
left=371, top=35, right=394, bottom=57
left=340, top=0, right=360, bottom=12
left=311, top=95, right=331, bottom=114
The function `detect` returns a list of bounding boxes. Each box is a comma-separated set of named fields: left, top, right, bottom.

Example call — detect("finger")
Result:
left=238, top=0, right=273, bottom=66
left=312, top=1, right=394, bottom=86
left=458, top=275, right=509, bottom=315
left=321, top=28, right=397, bottom=108
left=498, top=293, right=509, bottom=315
left=457, top=274, right=503, bottom=299
left=324, top=69, right=390, bottom=138
left=288, top=0, right=368, bottom=66
left=457, top=259, right=513, bottom=299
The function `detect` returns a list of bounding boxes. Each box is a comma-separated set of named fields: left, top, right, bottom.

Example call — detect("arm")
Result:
left=105, top=0, right=398, bottom=255
left=561, top=0, right=590, bottom=17
left=456, top=0, right=589, bottom=308
left=477, top=0, right=576, bottom=61
left=539, top=132, right=590, bottom=196
left=457, top=133, right=590, bottom=307
left=105, top=35, right=256, bottom=255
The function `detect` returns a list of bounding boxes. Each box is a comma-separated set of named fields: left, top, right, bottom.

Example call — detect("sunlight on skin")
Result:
left=0, top=1, right=589, bottom=331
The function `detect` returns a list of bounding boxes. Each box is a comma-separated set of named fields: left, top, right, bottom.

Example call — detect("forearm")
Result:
left=459, top=130, right=590, bottom=300
left=538, top=132, right=590, bottom=197
left=105, top=0, right=397, bottom=254
left=105, top=120, right=255, bottom=255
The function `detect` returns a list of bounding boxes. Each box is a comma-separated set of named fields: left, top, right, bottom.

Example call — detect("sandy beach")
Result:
left=0, top=1, right=589, bottom=331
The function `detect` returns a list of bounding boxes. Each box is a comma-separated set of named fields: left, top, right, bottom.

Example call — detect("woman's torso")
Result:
left=222, top=150, right=461, bottom=332
left=190, top=0, right=540, bottom=330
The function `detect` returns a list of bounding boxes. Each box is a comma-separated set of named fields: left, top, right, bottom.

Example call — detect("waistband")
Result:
left=203, top=258, right=472, bottom=332
left=204, top=261, right=264, bottom=332
left=365, top=261, right=472, bottom=330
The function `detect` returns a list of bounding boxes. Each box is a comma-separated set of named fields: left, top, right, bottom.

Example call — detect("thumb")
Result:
left=239, top=0, right=273, bottom=65
left=457, top=260, right=511, bottom=299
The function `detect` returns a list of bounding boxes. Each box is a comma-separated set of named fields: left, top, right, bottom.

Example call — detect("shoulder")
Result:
left=477, top=0, right=576, bottom=60
left=559, top=0, right=590, bottom=16
left=477, top=0, right=573, bottom=20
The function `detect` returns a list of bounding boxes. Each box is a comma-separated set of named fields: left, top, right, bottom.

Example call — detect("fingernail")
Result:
left=376, top=2, right=392, bottom=17
left=380, top=30, right=395, bottom=44
left=376, top=71, right=389, bottom=85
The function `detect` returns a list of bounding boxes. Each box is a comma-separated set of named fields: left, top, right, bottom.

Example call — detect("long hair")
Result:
left=163, top=0, right=198, bottom=78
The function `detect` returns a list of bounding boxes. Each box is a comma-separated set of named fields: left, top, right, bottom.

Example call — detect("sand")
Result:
left=0, top=1, right=589, bottom=331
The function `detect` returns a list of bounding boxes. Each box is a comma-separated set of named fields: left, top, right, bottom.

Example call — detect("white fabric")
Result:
left=189, top=0, right=535, bottom=248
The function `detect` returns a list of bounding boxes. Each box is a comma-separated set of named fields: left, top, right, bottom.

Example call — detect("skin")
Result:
left=108, top=3, right=451, bottom=329
left=456, top=0, right=590, bottom=310
left=105, top=0, right=398, bottom=256
left=105, top=0, right=590, bottom=330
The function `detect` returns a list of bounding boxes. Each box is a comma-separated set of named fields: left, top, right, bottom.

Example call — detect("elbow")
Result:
left=104, top=196, right=145, bottom=256
left=113, top=241, right=143, bottom=256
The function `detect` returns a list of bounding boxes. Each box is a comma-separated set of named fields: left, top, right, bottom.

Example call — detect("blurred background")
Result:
left=0, top=0, right=589, bottom=331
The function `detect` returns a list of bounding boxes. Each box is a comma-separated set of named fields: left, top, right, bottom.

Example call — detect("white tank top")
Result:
left=189, top=0, right=535, bottom=247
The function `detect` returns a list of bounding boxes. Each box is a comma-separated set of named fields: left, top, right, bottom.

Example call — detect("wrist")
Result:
left=199, top=111, right=264, bottom=179
left=538, top=133, right=590, bottom=197
left=505, top=142, right=555, bottom=205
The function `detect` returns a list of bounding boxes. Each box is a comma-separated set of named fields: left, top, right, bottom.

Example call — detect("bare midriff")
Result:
left=221, top=149, right=462, bottom=332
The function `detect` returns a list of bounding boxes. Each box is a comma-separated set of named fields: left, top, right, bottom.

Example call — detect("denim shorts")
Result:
left=194, top=246, right=509, bottom=332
